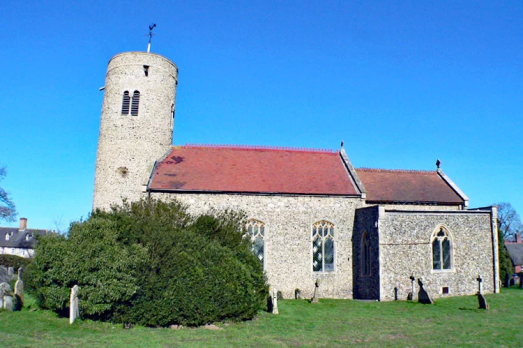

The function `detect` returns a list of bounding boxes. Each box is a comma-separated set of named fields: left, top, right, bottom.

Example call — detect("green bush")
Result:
left=26, top=198, right=268, bottom=326
left=0, top=254, right=32, bottom=270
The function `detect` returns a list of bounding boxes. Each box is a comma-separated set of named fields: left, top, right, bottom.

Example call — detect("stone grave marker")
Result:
left=311, top=279, right=320, bottom=303
left=0, top=266, right=9, bottom=284
left=417, top=278, right=434, bottom=304
left=7, top=267, right=14, bottom=280
left=504, top=272, right=510, bottom=288
left=4, top=295, right=13, bottom=311
left=272, top=288, right=279, bottom=314
left=70, top=285, right=80, bottom=324
left=15, top=267, right=24, bottom=302
left=477, top=293, right=489, bottom=309
left=295, top=289, right=301, bottom=299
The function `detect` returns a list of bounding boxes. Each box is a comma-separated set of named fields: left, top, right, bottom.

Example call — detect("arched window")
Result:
left=361, top=232, right=371, bottom=275
left=247, top=219, right=265, bottom=269
left=131, top=90, right=140, bottom=116
left=121, top=91, right=130, bottom=115
left=312, top=221, right=335, bottom=272
left=432, top=227, right=452, bottom=270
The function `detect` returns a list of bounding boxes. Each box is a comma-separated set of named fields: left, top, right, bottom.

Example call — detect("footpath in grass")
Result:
left=0, top=288, right=521, bottom=348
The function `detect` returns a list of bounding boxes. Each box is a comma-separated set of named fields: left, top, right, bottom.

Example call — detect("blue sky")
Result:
left=1, top=1, right=521, bottom=230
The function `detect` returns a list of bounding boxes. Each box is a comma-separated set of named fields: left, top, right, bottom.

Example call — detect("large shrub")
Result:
left=26, top=199, right=268, bottom=326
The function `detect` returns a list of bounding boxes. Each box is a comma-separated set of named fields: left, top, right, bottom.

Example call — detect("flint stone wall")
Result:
left=151, top=192, right=364, bottom=299
left=93, top=52, right=178, bottom=211
left=352, top=206, right=380, bottom=299
left=378, top=209, right=495, bottom=301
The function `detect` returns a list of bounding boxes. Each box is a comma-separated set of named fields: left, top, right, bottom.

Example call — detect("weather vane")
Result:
left=147, top=23, right=156, bottom=53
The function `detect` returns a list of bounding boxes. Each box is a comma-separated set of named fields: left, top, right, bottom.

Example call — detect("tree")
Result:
left=0, top=165, right=17, bottom=222
left=497, top=202, right=522, bottom=241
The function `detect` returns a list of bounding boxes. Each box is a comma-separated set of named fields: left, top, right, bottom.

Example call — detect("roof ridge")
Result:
left=183, top=143, right=337, bottom=154
left=356, top=167, right=436, bottom=174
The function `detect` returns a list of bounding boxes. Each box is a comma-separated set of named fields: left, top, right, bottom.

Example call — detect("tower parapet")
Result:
left=93, top=52, right=178, bottom=210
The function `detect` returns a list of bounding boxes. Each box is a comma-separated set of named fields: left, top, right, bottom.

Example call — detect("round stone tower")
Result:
left=93, top=52, right=178, bottom=210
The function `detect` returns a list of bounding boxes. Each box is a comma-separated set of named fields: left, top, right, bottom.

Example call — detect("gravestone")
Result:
left=0, top=282, right=11, bottom=293
left=7, top=267, right=14, bottom=280
left=4, top=295, right=13, bottom=311
left=15, top=267, right=24, bottom=302
left=408, top=275, right=416, bottom=301
left=272, top=288, right=279, bottom=314
left=0, top=282, right=13, bottom=309
left=295, top=289, right=301, bottom=299
left=394, top=287, right=398, bottom=301
left=311, top=279, right=320, bottom=303
left=476, top=275, right=483, bottom=294
left=504, top=273, right=510, bottom=288
left=0, top=266, right=9, bottom=284
left=477, top=293, right=489, bottom=310
left=417, top=279, right=434, bottom=304
left=70, top=285, right=80, bottom=324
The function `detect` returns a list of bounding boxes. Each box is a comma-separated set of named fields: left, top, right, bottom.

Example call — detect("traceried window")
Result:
left=247, top=219, right=265, bottom=269
left=361, top=232, right=371, bottom=275
left=312, top=221, right=335, bottom=272
left=131, top=90, right=140, bottom=116
left=432, top=227, right=452, bottom=270
left=121, top=91, right=130, bottom=115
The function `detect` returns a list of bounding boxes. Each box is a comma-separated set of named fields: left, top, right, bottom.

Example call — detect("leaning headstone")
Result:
left=15, top=267, right=24, bottom=302
left=311, top=279, right=320, bottom=303
left=417, top=279, right=434, bottom=304
left=0, top=266, right=9, bottom=284
left=7, top=267, right=14, bottom=280
left=272, top=288, right=279, bottom=314
left=70, top=285, right=79, bottom=324
left=504, top=272, right=510, bottom=288
left=4, top=295, right=13, bottom=311
left=477, top=293, right=489, bottom=310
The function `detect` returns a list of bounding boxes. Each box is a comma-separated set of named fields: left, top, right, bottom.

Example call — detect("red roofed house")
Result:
left=93, top=51, right=499, bottom=301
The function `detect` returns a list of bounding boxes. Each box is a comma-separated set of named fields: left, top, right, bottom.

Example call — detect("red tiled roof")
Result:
left=355, top=168, right=464, bottom=205
left=149, top=145, right=359, bottom=195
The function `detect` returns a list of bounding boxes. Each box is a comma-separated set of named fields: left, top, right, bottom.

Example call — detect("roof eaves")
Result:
left=436, top=169, right=469, bottom=207
left=339, top=148, right=366, bottom=199
left=148, top=188, right=361, bottom=198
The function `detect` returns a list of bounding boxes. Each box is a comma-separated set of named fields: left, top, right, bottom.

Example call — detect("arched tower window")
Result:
left=312, top=220, right=335, bottom=272
left=121, top=91, right=130, bottom=115
left=247, top=219, right=265, bottom=269
left=361, top=232, right=371, bottom=275
left=432, top=227, right=452, bottom=270
left=131, top=90, right=140, bottom=116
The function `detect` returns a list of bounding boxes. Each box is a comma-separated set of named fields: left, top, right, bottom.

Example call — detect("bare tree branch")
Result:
left=497, top=202, right=522, bottom=241
left=0, top=166, right=17, bottom=222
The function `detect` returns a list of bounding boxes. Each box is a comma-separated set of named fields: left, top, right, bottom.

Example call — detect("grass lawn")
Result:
left=0, top=288, right=521, bottom=347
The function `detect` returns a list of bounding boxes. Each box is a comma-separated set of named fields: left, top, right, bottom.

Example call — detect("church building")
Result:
left=93, top=51, right=499, bottom=301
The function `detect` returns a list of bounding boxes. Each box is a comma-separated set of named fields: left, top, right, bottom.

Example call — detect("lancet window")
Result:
left=247, top=219, right=265, bottom=269
left=312, top=221, right=335, bottom=272
left=432, top=227, right=452, bottom=270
